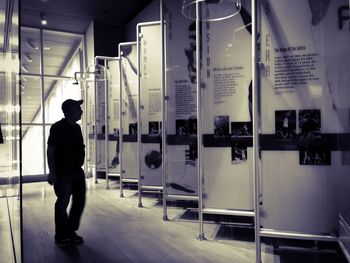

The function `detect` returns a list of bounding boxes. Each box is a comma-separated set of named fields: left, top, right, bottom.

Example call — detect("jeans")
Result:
left=54, top=168, right=86, bottom=239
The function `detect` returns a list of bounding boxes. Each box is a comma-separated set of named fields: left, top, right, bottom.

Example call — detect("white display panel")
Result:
left=139, top=23, right=162, bottom=187
left=96, top=79, right=106, bottom=171
left=93, top=60, right=121, bottom=175
left=260, top=0, right=350, bottom=234
left=120, top=43, right=138, bottom=180
left=200, top=2, right=254, bottom=210
left=107, top=60, right=121, bottom=174
left=164, top=0, right=198, bottom=196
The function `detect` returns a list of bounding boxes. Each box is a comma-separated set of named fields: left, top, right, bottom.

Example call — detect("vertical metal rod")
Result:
left=252, top=0, right=261, bottom=262
left=94, top=57, right=98, bottom=183
left=160, top=0, right=168, bottom=221
left=119, top=45, right=124, bottom=197
left=196, top=1, right=204, bottom=240
left=40, top=29, right=47, bottom=176
left=79, top=48, right=88, bottom=176
left=104, top=59, right=110, bottom=189
left=137, top=29, right=143, bottom=208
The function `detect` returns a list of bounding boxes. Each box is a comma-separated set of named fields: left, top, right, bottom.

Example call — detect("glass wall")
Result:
left=20, top=28, right=84, bottom=179
left=0, top=0, right=21, bottom=261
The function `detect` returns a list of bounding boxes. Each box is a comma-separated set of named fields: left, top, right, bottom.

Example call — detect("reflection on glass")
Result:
left=21, top=76, right=42, bottom=124
left=20, top=27, right=41, bottom=74
left=22, top=125, right=44, bottom=175
left=43, top=31, right=82, bottom=77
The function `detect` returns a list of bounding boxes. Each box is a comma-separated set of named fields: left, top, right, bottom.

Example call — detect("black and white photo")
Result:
left=275, top=110, right=296, bottom=139
left=299, top=146, right=331, bottom=166
left=231, top=142, right=248, bottom=164
left=214, top=115, right=229, bottom=136
left=299, top=109, right=321, bottom=138
left=231, top=122, right=252, bottom=137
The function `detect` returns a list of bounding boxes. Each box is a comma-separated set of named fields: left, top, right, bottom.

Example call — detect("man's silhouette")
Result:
left=47, top=99, right=86, bottom=247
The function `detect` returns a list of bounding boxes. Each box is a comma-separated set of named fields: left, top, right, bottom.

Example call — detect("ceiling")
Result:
left=21, top=0, right=155, bottom=33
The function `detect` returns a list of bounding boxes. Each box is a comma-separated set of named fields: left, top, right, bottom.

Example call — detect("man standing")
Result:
left=47, top=99, right=86, bottom=247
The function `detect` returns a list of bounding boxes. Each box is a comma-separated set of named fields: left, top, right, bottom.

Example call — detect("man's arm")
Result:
left=47, top=144, right=56, bottom=185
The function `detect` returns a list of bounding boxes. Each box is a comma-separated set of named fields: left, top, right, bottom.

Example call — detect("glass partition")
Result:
left=20, top=28, right=84, bottom=180
left=0, top=0, right=21, bottom=261
left=22, top=125, right=44, bottom=176
left=21, top=76, right=41, bottom=124
left=259, top=0, right=349, bottom=237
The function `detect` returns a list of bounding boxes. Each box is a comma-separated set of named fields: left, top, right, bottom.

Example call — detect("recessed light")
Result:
left=24, top=53, right=33, bottom=63
left=21, top=64, right=29, bottom=73
left=26, top=39, right=39, bottom=50
left=40, top=13, right=47, bottom=25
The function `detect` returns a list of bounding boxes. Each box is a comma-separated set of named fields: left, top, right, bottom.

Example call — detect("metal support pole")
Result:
left=160, top=0, right=168, bottom=221
left=94, top=56, right=98, bottom=183
left=79, top=49, right=88, bottom=178
left=40, top=29, right=47, bottom=177
left=104, top=59, right=110, bottom=189
left=252, top=0, right=262, bottom=262
left=119, top=47, right=124, bottom=198
left=137, top=28, right=143, bottom=208
left=196, top=2, right=205, bottom=241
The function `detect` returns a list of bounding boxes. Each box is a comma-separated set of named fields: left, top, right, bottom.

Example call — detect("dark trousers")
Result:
left=54, top=169, right=86, bottom=239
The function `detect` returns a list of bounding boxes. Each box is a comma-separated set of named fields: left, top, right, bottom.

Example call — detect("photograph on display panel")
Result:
left=275, top=110, right=296, bottom=139
left=231, top=121, right=252, bottom=137
left=231, top=142, right=248, bottom=164
left=149, top=121, right=160, bottom=135
left=214, top=116, right=230, bottom=136
left=299, top=146, right=331, bottom=166
left=298, top=109, right=321, bottom=139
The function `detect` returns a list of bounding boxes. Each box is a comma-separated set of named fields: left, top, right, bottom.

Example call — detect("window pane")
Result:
left=21, top=76, right=42, bottom=124
left=44, top=77, right=83, bottom=124
left=22, top=125, right=44, bottom=175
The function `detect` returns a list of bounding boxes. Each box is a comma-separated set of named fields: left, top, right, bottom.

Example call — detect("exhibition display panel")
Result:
left=163, top=0, right=350, bottom=261
left=200, top=1, right=254, bottom=213
left=119, top=42, right=139, bottom=197
left=137, top=22, right=163, bottom=207
left=88, top=57, right=120, bottom=189
left=259, top=0, right=347, bottom=235
left=255, top=0, right=350, bottom=260
left=163, top=0, right=255, bottom=236
left=163, top=0, right=199, bottom=202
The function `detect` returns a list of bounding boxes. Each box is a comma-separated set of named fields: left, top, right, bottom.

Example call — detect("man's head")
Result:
left=61, top=99, right=83, bottom=123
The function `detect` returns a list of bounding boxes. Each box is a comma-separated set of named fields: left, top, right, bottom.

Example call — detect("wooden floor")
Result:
left=20, top=179, right=346, bottom=263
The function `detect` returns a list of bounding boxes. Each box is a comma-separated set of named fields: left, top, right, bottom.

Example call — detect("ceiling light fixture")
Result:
left=26, top=39, right=39, bottom=50
left=182, top=0, right=241, bottom=21
left=43, top=46, right=50, bottom=51
left=21, top=64, right=29, bottom=73
left=40, top=13, right=47, bottom=25
left=24, top=53, right=33, bottom=63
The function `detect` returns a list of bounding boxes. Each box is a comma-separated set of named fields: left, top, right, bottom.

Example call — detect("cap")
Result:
left=61, top=99, right=83, bottom=114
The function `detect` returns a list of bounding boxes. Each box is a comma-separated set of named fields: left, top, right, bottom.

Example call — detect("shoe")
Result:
left=55, top=238, right=71, bottom=247
left=70, top=232, right=84, bottom=244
